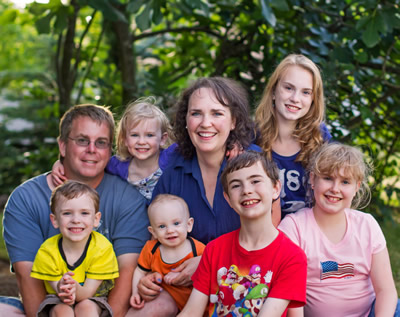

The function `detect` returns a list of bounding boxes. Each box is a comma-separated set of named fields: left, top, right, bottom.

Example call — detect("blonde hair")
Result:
left=308, top=143, right=372, bottom=209
left=148, top=194, right=190, bottom=223
left=116, top=97, right=172, bottom=160
left=255, top=54, right=326, bottom=167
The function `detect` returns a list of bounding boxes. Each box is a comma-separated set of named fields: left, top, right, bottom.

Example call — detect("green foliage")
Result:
left=0, top=0, right=400, bottom=221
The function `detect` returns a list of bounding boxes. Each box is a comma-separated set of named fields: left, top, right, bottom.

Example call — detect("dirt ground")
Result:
left=0, top=258, right=19, bottom=297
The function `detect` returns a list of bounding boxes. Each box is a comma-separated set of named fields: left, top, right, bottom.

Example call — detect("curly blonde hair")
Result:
left=255, top=54, right=326, bottom=167
left=116, top=97, right=173, bottom=161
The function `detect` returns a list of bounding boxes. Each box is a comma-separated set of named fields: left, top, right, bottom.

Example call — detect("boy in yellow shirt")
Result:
left=31, top=180, right=119, bottom=317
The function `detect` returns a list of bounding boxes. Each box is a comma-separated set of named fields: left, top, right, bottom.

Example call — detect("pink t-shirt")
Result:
left=278, top=208, right=386, bottom=317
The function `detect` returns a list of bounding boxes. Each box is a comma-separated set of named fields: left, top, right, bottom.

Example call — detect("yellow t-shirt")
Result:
left=31, top=231, right=119, bottom=296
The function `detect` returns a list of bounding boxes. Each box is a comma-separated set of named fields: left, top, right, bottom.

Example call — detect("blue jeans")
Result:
left=368, top=298, right=400, bottom=317
left=0, top=296, right=24, bottom=312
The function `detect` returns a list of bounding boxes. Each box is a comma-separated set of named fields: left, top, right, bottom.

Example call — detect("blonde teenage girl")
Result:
left=279, top=142, right=399, bottom=317
left=52, top=97, right=172, bottom=200
left=255, top=54, right=331, bottom=218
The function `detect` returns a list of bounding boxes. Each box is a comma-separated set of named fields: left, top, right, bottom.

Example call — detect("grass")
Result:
left=0, top=214, right=8, bottom=260
left=0, top=212, right=399, bottom=293
left=381, top=220, right=400, bottom=293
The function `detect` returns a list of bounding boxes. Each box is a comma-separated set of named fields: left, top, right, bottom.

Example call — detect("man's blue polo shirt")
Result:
left=152, top=144, right=261, bottom=245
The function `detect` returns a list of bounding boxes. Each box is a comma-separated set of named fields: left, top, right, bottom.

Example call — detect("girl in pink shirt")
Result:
left=279, top=143, right=399, bottom=317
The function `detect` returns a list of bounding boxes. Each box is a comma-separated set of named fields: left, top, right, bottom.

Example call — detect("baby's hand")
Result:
left=163, top=271, right=181, bottom=285
left=130, top=294, right=145, bottom=309
left=51, top=160, right=67, bottom=186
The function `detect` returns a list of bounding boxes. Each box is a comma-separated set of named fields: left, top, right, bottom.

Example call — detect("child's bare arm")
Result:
left=177, top=288, right=208, bottom=317
left=130, top=267, right=147, bottom=309
left=258, top=297, right=290, bottom=317
left=287, top=307, right=304, bottom=317
left=51, top=160, right=67, bottom=186
left=75, top=278, right=102, bottom=302
left=370, top=247, right=398, bottom=316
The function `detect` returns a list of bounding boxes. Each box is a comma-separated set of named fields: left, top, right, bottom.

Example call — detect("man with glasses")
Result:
left=2, top=104, right=150, bottom=317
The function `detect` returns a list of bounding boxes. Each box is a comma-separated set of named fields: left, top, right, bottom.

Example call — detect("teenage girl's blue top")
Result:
left=274, top=123, right=332, bottom=218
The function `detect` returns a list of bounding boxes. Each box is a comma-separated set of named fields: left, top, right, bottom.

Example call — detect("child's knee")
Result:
left=50, top=303, right=74, bottom=317
left=74, top=299, right=101, bottom=316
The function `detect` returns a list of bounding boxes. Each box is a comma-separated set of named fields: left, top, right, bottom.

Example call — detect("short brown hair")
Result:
left=58, top=104, right=115, bottom=144
left=50, top=180, right=100, bottom=214
left=221, top=151, right=279, bottom=195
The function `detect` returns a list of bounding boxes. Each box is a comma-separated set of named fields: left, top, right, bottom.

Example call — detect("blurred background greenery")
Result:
left=0, top=0, right=399, bottom=291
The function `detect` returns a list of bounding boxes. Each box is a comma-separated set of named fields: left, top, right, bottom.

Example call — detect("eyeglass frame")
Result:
left=67, top=137, right=111, bottom=149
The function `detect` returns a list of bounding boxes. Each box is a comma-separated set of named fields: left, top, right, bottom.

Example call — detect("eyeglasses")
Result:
left=68, top=137, right=111, bottom=149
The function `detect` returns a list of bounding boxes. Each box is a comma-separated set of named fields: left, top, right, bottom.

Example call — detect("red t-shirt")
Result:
left=192, top=229, right=307, bottom=316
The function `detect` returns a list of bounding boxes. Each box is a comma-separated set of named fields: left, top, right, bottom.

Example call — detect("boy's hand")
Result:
left=130, top=293, right=145, bottom=309
left=57, top=271, right=76, bottom=305
left=137, top=272, right=163, bottom=302
left=51, top=159, right=67, bottom=186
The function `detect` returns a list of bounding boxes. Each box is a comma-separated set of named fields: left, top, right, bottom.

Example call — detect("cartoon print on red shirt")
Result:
left=209, top=263, right=272, bottom=316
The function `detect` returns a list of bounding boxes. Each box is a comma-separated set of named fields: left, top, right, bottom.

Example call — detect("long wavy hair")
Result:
left=255, top=54, right=326, bottom=167
left=174, top=77, right=255, bottom=159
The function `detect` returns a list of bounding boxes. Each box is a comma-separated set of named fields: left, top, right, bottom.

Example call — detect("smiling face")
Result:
left=58, top=116, right=111, bottom=188
left=311, top=168, right=360, bottom=216
left=274, top=65, right=314, bottom=125
left=223, top=161, right=280, bottom=221
left=148, top=199, right=194, bottom=249
left=186, top=87, right=235, bottom=158
left=124, top=118, right=167, bottom=162
left=50, top=193, right=101, bottom=244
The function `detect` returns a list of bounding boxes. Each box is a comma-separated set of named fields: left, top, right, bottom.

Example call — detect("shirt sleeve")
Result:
left=320, top=122, right=332, bottom=141
left=268, top=236, right=307, bottom=308
left=31, top=243, right=62, bottom=282
left=87, top=234, right=120, bottom=280
left=3, top=182, right=49, bottom=264
left=192, top=243, right=213, bottom=296
left=367, top=214, right=386, bottom=254
left=104, top=177, right=150, bottom=256
left=137, top=241, right=153, bottom=272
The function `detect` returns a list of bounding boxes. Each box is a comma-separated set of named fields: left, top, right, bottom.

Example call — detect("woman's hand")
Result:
left=137, top=272, right=163, bottom=302
left=166, top=256, right=201, bottom=287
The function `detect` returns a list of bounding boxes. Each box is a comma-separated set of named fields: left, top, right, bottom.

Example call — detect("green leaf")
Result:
left=362, top=20, right=381, bottom=48
left=53, top=6, right=69, bottom=33
left=260, top=0, right=276, bottom=27
left=127, top=0, right=146, bottom=14
left=35, top=13, right=53, bottom=34
left=270, top=0, right=289, bottom=11
left=86, top=0, right=128, bottom=23
left=0, top=9, right=18, bottom=25
left=152, top=0, right=163, bottom=25
left=356, top=16, right=370, bottom=31
left=136, top=3, right=151, bottom=31
left=355, top=51, right=368, bottom=63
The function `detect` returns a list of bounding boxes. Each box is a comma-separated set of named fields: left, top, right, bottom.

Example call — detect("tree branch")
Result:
left=132, top=25, right=222, bottom=42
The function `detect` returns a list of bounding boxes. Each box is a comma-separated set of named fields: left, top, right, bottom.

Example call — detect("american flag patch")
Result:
left=320, top=261, right=354, bottom=280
